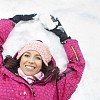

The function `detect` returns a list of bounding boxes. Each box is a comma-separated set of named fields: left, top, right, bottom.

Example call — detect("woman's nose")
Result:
left=28, top=57, right=34, bottom=63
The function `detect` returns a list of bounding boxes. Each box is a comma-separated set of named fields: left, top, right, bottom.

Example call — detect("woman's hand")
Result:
left=40, top=15, right=71, bottom=43
left=9, top=13, right=37, bottom=23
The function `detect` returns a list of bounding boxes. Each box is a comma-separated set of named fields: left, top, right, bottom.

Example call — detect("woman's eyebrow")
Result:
left=35, top=54, right=41, bottom=57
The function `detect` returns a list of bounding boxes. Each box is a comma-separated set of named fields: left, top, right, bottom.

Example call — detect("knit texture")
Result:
left=17, top=41, right=52, bottom=66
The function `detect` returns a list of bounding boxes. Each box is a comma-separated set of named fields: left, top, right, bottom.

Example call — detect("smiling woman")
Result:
left=4, top=40, right=59, bottom=84
left=0, top=14, right=85, bottom=100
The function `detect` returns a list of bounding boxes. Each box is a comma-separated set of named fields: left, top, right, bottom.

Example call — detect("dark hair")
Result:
left=3, top=55, right=20, bottom=73
left=40, top=61, right=59, bottom=84
left=3, top=55, right=59, bottom=84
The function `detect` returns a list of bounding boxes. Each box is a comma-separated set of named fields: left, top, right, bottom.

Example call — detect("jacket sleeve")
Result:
left=57, top=39, right=85, bottom=100
left=0, top=19, right=15, bottom=65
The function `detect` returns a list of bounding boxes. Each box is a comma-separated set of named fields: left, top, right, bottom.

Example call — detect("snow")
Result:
left=0, top=0, right=100, bottom=99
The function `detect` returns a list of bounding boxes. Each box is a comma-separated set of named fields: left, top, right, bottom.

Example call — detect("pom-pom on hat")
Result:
left=17, top=40, right=52, bottom=66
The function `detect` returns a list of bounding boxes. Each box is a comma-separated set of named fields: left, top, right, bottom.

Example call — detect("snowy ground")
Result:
left=0, top=0, right=100, bottom=100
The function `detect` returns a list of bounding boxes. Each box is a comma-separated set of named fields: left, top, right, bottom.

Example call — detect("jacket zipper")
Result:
left=29, top=83, right=36, bottom=97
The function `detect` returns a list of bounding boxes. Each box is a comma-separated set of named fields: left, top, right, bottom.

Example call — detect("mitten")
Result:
left=48, top=15, right=71, bottom=43
left=9, top=13, right=37, bottom=23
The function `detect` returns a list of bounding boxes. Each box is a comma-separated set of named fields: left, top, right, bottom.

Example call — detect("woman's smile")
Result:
left=25, top=65, right=35, bottom=70
left=20, top=50, right=42, bottom=76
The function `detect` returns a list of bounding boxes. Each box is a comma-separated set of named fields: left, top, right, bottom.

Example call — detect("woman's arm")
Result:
left=0, top=19, right=15, bottom=45
left=57, top=39, right=85, bottom=99
left=0, top=19, right=15, bottom=64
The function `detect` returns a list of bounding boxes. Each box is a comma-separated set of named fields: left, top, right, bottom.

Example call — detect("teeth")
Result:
left=25, top=66, right=34, bottom=70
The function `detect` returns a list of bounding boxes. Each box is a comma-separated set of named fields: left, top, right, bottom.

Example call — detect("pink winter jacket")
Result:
left=0, top=19, right=85, bottom=100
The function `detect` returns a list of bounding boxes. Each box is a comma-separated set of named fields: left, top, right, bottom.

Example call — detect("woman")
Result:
left=0, top=14, right=85, bottom=100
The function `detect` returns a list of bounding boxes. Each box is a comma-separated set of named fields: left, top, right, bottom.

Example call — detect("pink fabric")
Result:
left=0, top=19, right=85, bottom=100
left=0, top=19, right=15, bottom=45
left=18, top=68, right=44, bottom=84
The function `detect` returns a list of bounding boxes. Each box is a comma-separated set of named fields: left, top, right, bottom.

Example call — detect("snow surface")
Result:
left=0, top=0, right=100, bottom=100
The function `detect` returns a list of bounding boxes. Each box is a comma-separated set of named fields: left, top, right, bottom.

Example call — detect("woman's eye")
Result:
left=24, top=54, right=30, bottom=57
left=36, top=57, right=41, bottom=60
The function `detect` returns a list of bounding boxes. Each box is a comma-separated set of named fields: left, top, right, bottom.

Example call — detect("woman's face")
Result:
left=20, top=50, right=42, bottom=76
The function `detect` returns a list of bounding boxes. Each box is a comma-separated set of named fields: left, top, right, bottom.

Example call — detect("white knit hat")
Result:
left=17, top=40, right=52, bottom=66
